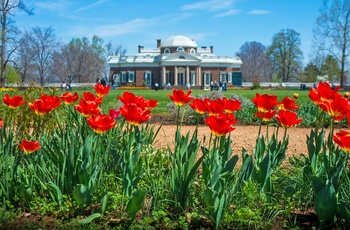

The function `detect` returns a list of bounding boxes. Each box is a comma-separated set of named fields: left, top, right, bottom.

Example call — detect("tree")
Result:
left=105, top=41, right=127, bottom=84
left=236, top=41, right=273, bottom=82
left=313, top=0, right=350, bottom=88
left=267, top=29, right=303, bottom=82
left=320, top=55, right=341, bottom=83
left=19, top=27, right=59, bottom=85
left=303, top=62, right=321, bottom=82
left=51, top=35, right=106, bottom=83
left=0, top=0, right=33, bottom=87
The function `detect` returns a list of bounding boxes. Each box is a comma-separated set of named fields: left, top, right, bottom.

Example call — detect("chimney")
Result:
left=138, top=45, right=142, bottom=53
left=210, top=46, right=213, bottom=53
left=157, top=39, right=161, bottom=48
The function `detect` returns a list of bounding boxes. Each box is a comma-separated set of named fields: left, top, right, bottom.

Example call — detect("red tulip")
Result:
left=120, top=104, right=151, bottom=125
left=204, top=113, right=237, bottom=137
left=144, top=99, right=158, bottom=111
left=86, top=114, right=116, bottom=134
left=108, top=109, right=120, bottom=119
left=223, top=98, right=242, bottom=113
left=28, top=94, right=60, bottom=115
left=252, top=93, right=278, bottom=113
left=118, top=92, right=144, bottom=106
left=2, top=94, right=25, bottom=108
left=83, top=92, right=103, bottom=104
left=60, top=92, right=79, bottom=105
left=94, top=83, right=110, bottom=98
left=254, top=110, right=277, bottom=122
left=318, top=95, right=349, bottom=120
left=168, top=89, right=193, bottom=107
left=19, top=140, right=41, bottom=154
left=74, top=99, right=102, bottom=117
left=0, top=117, right=3, bottom=128
left=309, top=82, right=340, bottom=104
left=278, top=96, right=299, bottom=111
left=189, top=98, right=208, bottom=114
left=207, top=98, right=226, bottom=116
left=333, top=130, right=350, bottom=154
left=276, top=110, right=303, bottom=128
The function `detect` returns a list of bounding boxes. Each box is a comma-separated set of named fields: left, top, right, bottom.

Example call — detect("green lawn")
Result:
left=98, top=88, right=312, bottom=114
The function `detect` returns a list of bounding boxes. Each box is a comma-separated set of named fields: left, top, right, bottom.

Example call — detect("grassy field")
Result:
left=98, top=88, right=312, bottom=114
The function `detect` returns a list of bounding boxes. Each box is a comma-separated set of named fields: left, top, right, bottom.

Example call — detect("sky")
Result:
left=15, top=0, right=322, bottom=66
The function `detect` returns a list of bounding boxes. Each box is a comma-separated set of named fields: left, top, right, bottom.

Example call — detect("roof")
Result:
left=160, top=35, right=198, bottom=48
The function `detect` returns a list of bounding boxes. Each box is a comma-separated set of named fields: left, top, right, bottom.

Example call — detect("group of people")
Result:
left=210, top=80, right=227, bottom=91
left=60, top=81, right=72, bottom=91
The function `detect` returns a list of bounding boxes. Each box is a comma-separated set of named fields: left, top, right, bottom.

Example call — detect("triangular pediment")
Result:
left=162, top=51, right=201, bottom=63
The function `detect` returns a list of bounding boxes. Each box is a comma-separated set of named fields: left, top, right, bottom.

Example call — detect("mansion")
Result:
left=108, top=35, right=242, bottom=90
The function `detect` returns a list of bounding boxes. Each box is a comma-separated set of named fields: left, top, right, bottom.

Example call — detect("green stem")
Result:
left=258, top=118, right=262, bottom=138
left=283, top=127, right=288, bottom=142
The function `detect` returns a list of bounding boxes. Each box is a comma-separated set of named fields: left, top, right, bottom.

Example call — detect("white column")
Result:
left=198, top=66, right=202, bottom=86
left=186, top=66, right=190, bottom=84
left=174, top=66, right=178, bottom=86
left=162, top=66, right=166, bottom=86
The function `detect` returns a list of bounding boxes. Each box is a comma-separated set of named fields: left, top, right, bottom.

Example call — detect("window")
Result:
left=220, top=72, right=226, bottom=82
left=176, top=47, right=184, bottom=52
left=121, top=71, right=126, bottom=82
left=191, top=71, right=196, bottom=85
left=227, top=73, right=232, bottom=83
left=164, top=48, right=170, bottom=54
left=190, top=48, right=195, bottom=54
left=179, top=56, right=185, bottom=59
left=144, top=72, right=152, bottom=86
left=128, top=71, right=135, bottom=82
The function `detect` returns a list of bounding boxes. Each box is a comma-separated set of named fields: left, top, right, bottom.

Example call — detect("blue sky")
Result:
left=16, top=0, right=321, bottom=65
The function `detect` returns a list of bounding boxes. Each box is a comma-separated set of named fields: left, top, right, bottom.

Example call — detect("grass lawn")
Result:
left=94, top=88, right=312, bottom=114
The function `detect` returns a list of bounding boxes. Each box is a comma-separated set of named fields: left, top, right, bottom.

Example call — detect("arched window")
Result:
left=179, top=56, right=185, bottom=59
left=176, top=47, right=184, bottom=52
left=190, top=48, right=195, bottom=54
left=164, top=48, right=170, bottom=53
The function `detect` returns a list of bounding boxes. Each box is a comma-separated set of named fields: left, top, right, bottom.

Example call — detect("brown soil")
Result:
left=150, top=114, right=332, bottom=166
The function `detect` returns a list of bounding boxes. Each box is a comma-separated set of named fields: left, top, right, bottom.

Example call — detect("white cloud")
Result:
left=248, top=10, right=271, bottom=15
left=74, top=0, right=108, bottom=13
left=181, top=0, right=234, bottom=11
left=35, top=1, right=70, bottom=12
left=213, top=9, right=239, bottom=18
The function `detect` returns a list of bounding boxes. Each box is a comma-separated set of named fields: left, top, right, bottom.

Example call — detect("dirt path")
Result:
left=153, top=124, right=332, bottom=164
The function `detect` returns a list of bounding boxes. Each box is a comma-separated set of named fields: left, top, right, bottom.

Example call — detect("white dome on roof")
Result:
left=161, top=35, right=198, bottom=48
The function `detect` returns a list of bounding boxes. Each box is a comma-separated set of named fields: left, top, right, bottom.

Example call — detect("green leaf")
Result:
left=314, top=182, right=337, bottom=224
left=337, top=202, right=350, bottom=223
left=78, top=213, right=101, bottom=224
left=100, top=192, right=108, bottom=214
left=19, top=184, right=33, bottom=204
left=47, top=182, right=63, bottom=206
left=73, top=184, right=91, bottom=207
left=126, top=189, right=147, bottom=219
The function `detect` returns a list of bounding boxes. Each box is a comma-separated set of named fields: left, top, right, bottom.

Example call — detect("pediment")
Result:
left=162, top=51, right=201, bottom=63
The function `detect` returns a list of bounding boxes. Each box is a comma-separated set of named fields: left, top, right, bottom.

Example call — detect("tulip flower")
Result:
left=278, top=96, right=299, bottom=111
left=189, top=98, right=208, bottom=114
left=143, top=99, right=158, bottom=111
left=333, top=130, right=350, bottom=154
left=74, top=99, right=102, bottom=117
left=19, top=140, right=41, bottom=154
left=293, top=93, right=299, bottom=99
left=223, top=98, right=241, bottom=113
left=94, top=83, right=110, bottom=98
left=207, top=98, right=226, bottom=116
left=252, top=93, right=278, bottom=113
left=82, top=92, right=103, bottom=104
left=118, top=92, right=144, bottom=106
left=2, top=94, right=25, bottom=108
left=254, top=109, right=277, bottom=122
left=276, top=110, right=303, bottom=128
left=318, top=95, right=349, bottom=120
left=60, top=92, right=79, bottom=105
left=309, top=82, right=340, bottom=104
left=0, top=117, right=3, bottom=128
left=168, top=89, right=193, bottom=107
left=28, top=95, right=60, bottom=115
left=120, top=103, right=151, bottom=125
left=86, top=114, right=116, bottom=134
left=204, top=113, right=237, bottom=137
left=109, top=109, right=120, bottom=119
